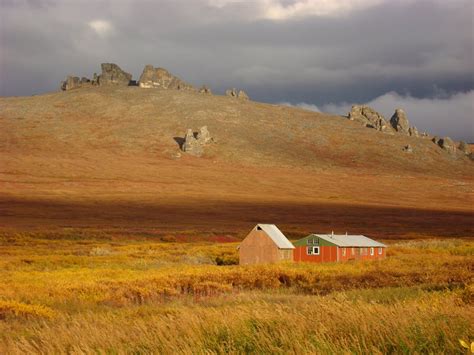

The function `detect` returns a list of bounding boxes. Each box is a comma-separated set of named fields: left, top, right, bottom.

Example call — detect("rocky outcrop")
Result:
left=226, top=88, right=250, bottom=100
left=138, top=65, right=194, bottom=90
left=403, top=144, right=413, bottom=153
left=60, top=76, right=81, bottom=91
left=199, top=85, right=212, bottom=94
left=348, top=105, right=392, bottom=133
left=226, top=88, right=238, bottom=97
left=182, top=129, right=203, bottom=157
left=390, top=109, right=410, bottom=133
left=438, top=137, right=456, bottom=154
left=238, top=90, right=249, bottom=100
left=197, top=126, right=213, bottom=145
left=408, top=126, right=419, bottom=137
left=98, top=63, right=132, bottom=86
left=181, top=126, right=214, bottom=157
left=458, top=141, right=471, bottom=155
left=390, top=108, right=420, bottom=137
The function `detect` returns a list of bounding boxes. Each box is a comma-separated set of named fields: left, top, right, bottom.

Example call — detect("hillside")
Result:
left=1, top=86, right=473, bottom=238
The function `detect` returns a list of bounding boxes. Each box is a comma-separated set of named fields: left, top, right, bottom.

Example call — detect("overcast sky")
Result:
left=1, top=0, right=473, bottom=140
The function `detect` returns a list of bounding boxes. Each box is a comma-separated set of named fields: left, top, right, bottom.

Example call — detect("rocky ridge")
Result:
left=347, top=105, right=470, bottom=157
left=138, top=65, right=194, bottom=91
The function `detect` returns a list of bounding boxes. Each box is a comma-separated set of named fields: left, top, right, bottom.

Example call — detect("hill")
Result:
left=1, top=85, right=473, bottom=238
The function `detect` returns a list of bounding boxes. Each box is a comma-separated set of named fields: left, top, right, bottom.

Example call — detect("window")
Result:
left=307, top=246, right=320, bottom=255
left=307, top=238, right=312, bottom=245
left=257, top=226, right=262, bottom=230
left=370, top=247, right=374, bottom=256
left=342, top=248, right=346, bottom=256
left=378, top=247, right=383, bottom=255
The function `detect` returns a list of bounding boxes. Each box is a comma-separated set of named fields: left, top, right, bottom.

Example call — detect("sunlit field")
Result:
left=1, top=232, right=472, bottom=354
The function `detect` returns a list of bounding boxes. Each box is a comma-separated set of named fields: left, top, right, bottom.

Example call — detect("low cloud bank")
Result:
left=282, top=91, right=474, bottom=142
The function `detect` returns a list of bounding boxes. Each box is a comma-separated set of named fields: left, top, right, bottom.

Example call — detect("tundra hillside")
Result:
left=1, top=85, right=473, bottom=238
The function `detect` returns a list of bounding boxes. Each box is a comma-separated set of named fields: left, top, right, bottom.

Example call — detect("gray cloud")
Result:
left=0, top=0, right=472, bottom=140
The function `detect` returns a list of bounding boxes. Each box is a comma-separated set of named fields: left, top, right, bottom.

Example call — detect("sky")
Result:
left=0, top=0, right=473, bottom=141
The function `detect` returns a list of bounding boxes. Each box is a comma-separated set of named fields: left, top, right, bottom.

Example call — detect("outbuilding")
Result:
left=238, top=224, right=295, bottom=265
left=293, top=233, right=386, bottom=263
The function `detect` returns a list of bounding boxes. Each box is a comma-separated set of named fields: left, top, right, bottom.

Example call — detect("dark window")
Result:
left=257, top=226, right=262, bottom=230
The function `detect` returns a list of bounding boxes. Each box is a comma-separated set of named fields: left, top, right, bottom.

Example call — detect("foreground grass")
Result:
left=0, top=232, right=472, bottom=353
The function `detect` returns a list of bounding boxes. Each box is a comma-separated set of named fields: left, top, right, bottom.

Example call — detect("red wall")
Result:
left=294, top=246, right=386, bottom=263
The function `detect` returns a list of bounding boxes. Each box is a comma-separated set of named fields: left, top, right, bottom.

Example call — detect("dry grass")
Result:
left=0, top=233, right=472, bottom=353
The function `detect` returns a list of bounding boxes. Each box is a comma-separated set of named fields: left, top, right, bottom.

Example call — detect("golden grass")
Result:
left=0, top=233, right=473, bottom=353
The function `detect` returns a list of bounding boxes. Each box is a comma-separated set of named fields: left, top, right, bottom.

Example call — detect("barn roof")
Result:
left=257, top=224, right=295, bottom=249
left=312, top=234, right=386, bottom=247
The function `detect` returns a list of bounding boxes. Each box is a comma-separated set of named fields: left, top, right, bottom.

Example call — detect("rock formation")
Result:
left=197, top=126, right=213, bottom=144
left=403, top=144, right=413, bottom=153
left=458, top=141, right=471, bottom=155
left=226, top=88, right=250, bottom=100
left=226, top=88, right=238, bottom=97
left=182, top=129, right=203, bottom=157
left=408, top=126, right=419, bottom=137
left=438, top=137, right=456, bottom=154
left=390, top=109, right=410, bottom=133
left=181, top=126, right=214, bottom=156
left=60, top=76, right=81, bottom=91
left=98, top=63, right=132, bottom=86
left=348, top=105, right=392, bottom=133
left=138, top=65, right=194, bottom=90
left=199, top=85, right=212, bottom=94
left=238, top=90, right=249, bottom=100
left=390, top=108, right=420, bottom=137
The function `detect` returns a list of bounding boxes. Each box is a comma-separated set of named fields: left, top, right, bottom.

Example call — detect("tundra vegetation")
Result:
left=0, top=232, right=472, bottom=354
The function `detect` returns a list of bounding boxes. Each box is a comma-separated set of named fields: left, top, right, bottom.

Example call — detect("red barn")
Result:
left=293, top=233, right=386, bottom=263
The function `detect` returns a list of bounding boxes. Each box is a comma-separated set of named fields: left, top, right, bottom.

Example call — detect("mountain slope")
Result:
left=1, top=86, right=473, bottom=237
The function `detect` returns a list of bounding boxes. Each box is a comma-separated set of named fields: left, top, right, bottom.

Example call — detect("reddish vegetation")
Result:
left=1, top=86, right=473, bottom=239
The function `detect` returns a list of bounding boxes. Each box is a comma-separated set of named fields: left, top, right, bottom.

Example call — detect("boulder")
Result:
left=80, top=77, right=91, bottom=84
left=226, top=88, right=238, bottom=97
left=60, top=76, right=81, bottom=91
left=458, top=141, right=471, bottom=155
left=98, top=63, right=132, bottom=86
left=438, top=137, right=456, bottom=154
left=390, top=108, right=410, bottom=134
left=403, top=144, right=413, bottom=153
left=408, top=126, right=419, bottom=137
left=348, top=105, right=392, bottom=132
left=138, top=65, right=194, bottom=90
left=197, top=126, right=213, bottom=144
left=199, top=85, right=212, bottom=94
left=92, top=73, right=99, bottom=85
left=182, top=129, right=203, bottom=157
left=238, top=90, right=249, bottom=100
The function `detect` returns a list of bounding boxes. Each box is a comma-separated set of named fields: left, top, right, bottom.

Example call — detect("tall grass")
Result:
left=0, top=233, right=472, bottom=353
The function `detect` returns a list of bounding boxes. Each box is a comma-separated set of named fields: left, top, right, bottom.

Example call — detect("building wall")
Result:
left=294, top=245, right=338, bottom=263
left=239, top=229, right=291, bottom=265
left=294, top=245, right=386, bottom=263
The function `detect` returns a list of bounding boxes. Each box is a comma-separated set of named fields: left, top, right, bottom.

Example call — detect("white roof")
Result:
left=314, top=234, right=386, bottom=247
left=257, top=224, right=295, bottom=249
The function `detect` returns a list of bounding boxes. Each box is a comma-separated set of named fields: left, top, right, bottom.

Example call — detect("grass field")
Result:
left=1, top=232, right=472, bottom=354
left=1, top=84, right=473, bottom=353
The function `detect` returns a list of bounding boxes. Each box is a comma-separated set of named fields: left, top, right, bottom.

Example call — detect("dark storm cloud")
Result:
left=0, top=0, right=472, bottom=140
